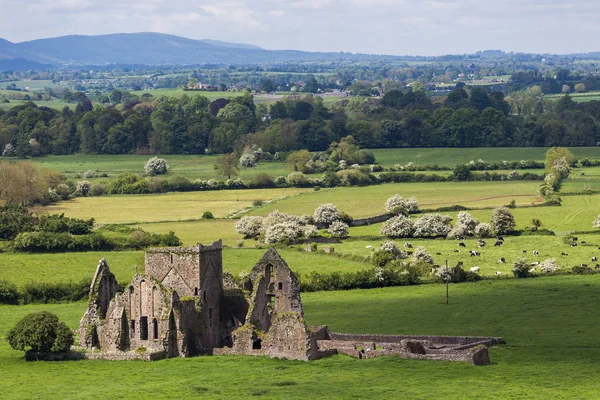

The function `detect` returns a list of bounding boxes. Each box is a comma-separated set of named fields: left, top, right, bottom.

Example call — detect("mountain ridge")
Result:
left=0, top=32, right=383, bottom=66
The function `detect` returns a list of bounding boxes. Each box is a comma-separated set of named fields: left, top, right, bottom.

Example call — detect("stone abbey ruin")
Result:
left=79, top=240, right=503, bottom=365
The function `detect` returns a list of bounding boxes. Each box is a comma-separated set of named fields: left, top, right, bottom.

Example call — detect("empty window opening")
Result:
left=278, top=282, right=283, bottom=290
left=268, top=265, right=274, bottom=278
left=269, top=295, right=275, bottom=308
left=194, top=287, right=199, bottom=296
left=252, top=339, right=262, bottom=349
left=170, top=254, right=173, bottom=264
left=140, top=317, right=148, bottom=340
left=208, top=308, right=213, bottom=320
left=152, top=318, right=158, bottom=340
left=203, top=291, right=206, bottom=302
left=130, top=320, right=136, bottom=338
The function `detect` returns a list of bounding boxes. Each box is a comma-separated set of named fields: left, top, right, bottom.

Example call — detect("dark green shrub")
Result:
left=372, top=250, right=393, bottom=268
left=202, top=211, right=214, bottom=220
left=0, top=206, right=36, bottom=240
left=0, top=279, right=19, bottom=304
left=249, top=173, right=275, bottom=188
left=106, top=173, right=150, bottom=194
left=90, top=183, right=107, bottom=196
left=37, top=214, right=94, bottom=235
left=167, top=175, right=193, bottom=192
left=21, top=280, right=90, bottom=304
left=6, top=311, right=74, bottom=353
left=252, top=199, right=264, bottom=207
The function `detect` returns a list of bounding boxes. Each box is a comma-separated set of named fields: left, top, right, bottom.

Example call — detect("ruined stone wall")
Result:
left=198, top=241, right=223, bottom=349
left=327, top=332, right=503, bottom=347
left=145, top=247, right=200, bottom=297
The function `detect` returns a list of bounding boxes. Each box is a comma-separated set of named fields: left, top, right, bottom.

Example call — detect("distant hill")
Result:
left=0, top=58, right=52, bottom=71
left=0, top=32, right=390, bottom=67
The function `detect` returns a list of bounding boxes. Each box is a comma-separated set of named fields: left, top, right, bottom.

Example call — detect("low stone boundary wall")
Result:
left=328, top=331, right=504, bottom=347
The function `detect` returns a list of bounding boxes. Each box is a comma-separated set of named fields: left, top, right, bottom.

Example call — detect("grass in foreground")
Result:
left=1, top=275, right=599, bottom=398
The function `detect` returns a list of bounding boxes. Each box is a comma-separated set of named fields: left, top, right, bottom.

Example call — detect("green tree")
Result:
left=286, top=149, right=311, bottom=172
left=6, top=311, right=74, bottom=353
left=260, top=79, right=275, bottom=93
left=214, top=153, right=239, bottom=179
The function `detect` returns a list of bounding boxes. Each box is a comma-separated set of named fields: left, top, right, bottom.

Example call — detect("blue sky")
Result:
left=0, top=0, right=598, bottom=55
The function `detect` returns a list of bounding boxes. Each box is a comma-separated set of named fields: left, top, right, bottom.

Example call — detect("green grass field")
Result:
left=561, top=167, right=600, bottom=192
left=0, top=100, right=75, bottom=111
left=248, top=181, right=543, bottom=218
left=130, top=89, right=246, bottom=100
left=371, top=147, right=600, bottom=168
left=0, top=248, right=369, bottom=289
left=37, top=188, right=311, bottom=223
left=1, top=80, right=54, bottom=90
left=31, top=154, right=296, bottom=182
left=1, top=274, right=600, bottom=398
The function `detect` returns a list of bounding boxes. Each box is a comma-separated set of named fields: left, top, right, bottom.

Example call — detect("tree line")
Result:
left=1, top=87, right=599, bottom=158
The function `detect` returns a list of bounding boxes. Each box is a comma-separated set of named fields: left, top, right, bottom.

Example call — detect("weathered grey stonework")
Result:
left=79, top=240, right=503, bottom=365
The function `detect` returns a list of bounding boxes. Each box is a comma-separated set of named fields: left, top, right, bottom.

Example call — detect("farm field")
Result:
left=561, top=166, right=600, bottom=192
left=1, top=80, right=54, bottom=90
left=130, top=89, right=247, bottom=100
left=0, top=248, right=369, bottom=291
left=1, top=275, right=600, bottom=398
left=371, top=147, right=600, bottom=168
left=248, top=181, right=544, bottom=218
left=0, top=100, right=75, bottom=111
left=30, top=154, right=297, bottom=182
left=544, top=91, right=600, bottom=102
left=37, top=188, right=312, bottom=223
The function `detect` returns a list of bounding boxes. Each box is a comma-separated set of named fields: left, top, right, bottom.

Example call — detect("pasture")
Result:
left=248, top=181, right=544, bottom=218
left=0, top=248, right=370, bottom=288
left=371, top=147, right=600, bottom=169
left=38, top=188, right=312, bottom=223
left=1, top=275, right=600, bottom=398
left=31, top=154, right=295, bottom=181
left=130, top=89, right=246, bottom=100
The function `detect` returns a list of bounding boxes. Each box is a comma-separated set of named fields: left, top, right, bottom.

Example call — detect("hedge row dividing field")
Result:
left=1, top=275, right=599, bottom=398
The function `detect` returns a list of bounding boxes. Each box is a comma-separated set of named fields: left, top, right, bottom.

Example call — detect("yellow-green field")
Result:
left=248, top=181, right=543, bottom=218
left=37, top=188, right=312, bottom=223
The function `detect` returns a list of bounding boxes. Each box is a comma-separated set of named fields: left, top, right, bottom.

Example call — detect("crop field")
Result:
left=544, top=91, right=600, bottom=103
left=37, top=188, right=312, bottom=223
left=1, top=275, right=600, bottom=398
left=249, top=181, right=544, bottom=218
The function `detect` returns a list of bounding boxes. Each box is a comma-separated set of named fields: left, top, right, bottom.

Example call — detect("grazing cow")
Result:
left=456, top=235, right=465, bottom=241
left=561, top=252, right=569, bottom=256
left=436, top=252, right=442, bottom=255
left=495, top=271, right=502, bottom=276
left=570, top=243, right=578, bottom=247
left=496, top=236, right=504, bottom=241
left=498, top=257, right=506, bottom=263
left=573, top=237, right=578, bottom=241
left=470, top=266, right=480, bottom=273
left=596, top=264, right=600, bottom=269
left=530, top=262, right=540, bottom=266
left=366, top=245, right=373, bottom=249
left=533, top=250, right=539, bottom=257
left=456, top=261, right=464, bottom=268
left=469, top=250, right=480, bottom=257
left=494, top=241, right=503, bottom=246
left=581, top=241, right=587, bottom=244
left=592, top=256, right=598, bottom=262
left=404, top=242, right=413, bottom=248
left=407, top=251, right=413, bottom=255
left=478, top=243, right=486, bottom=248
left=529, top=267, right=536, bottom=273
left=453, top=250, right=460, bottom=253
left=522, top=250, right=527, bottom=253
left=459, top=243, right=466, bottom=248
left=581, top=264, right=588, bottom=267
